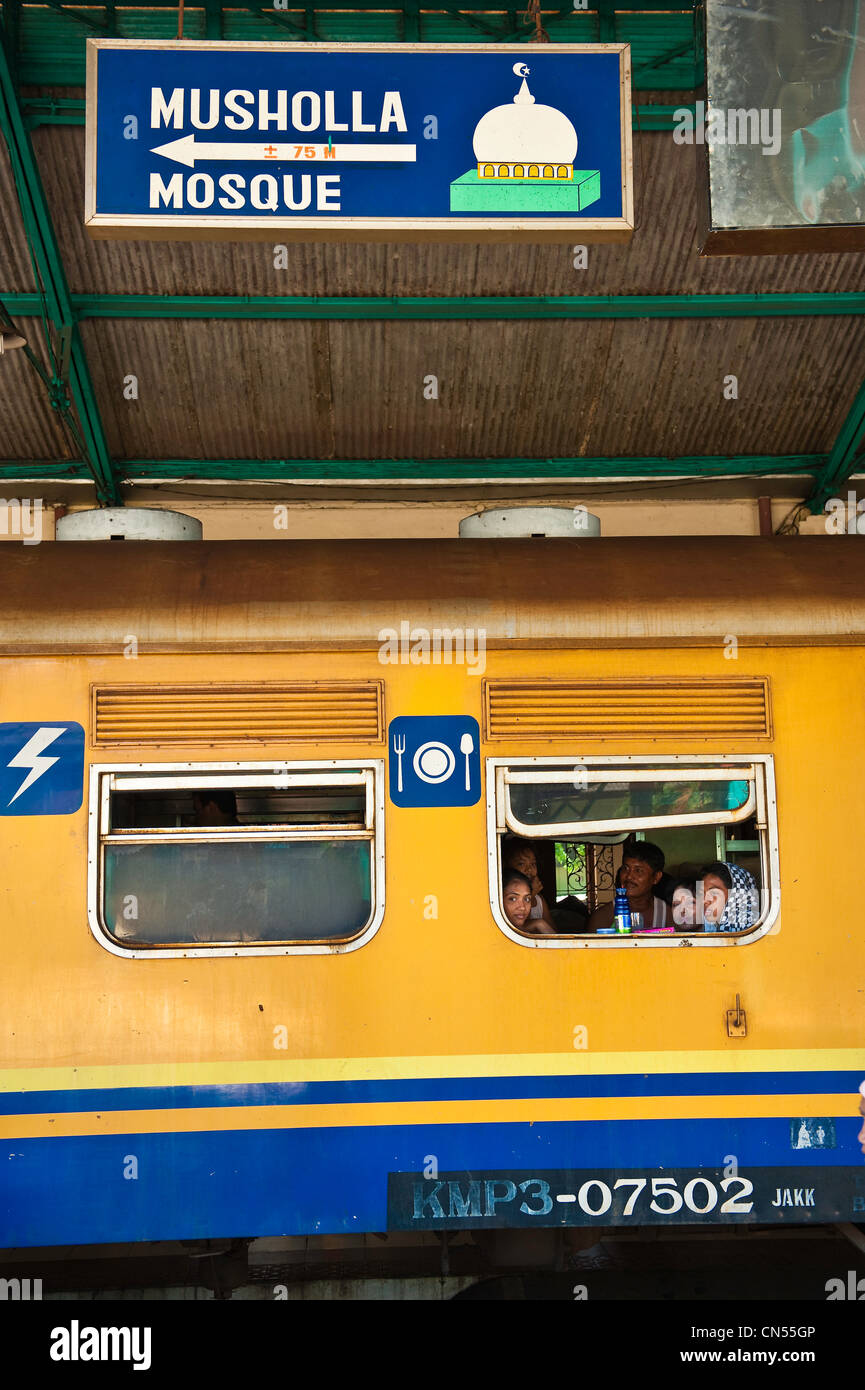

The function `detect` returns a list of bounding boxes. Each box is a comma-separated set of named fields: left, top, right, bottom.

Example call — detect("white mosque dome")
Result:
left=472, top=77, right=577, bottom=165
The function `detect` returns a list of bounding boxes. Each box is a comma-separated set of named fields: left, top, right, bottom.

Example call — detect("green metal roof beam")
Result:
left=803, top=376, right=865, bottom=514
left=22, top=96, right=88, bottom=129
left=0, top=460, right=92, bottom=478
left=0, top=454, right=823, bottom=484
left=94, top=454, right=824, bottom=483
left=0, top=452, right=823, bottom=485
left=3, top=292, right=864, bottom=321
left=0, top=33, right=120, bottom=504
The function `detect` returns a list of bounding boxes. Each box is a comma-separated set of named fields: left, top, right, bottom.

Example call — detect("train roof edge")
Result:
left=0, top=536, right=863, bottom=651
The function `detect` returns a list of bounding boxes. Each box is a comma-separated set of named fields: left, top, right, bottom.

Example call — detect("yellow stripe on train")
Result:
left=1, top=1049, right=864, bottom=1095
left=0, top=1093, right=856, bottom=1141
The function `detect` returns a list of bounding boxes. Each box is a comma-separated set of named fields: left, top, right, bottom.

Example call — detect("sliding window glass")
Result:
left=88, top=762, right=383, bottom=955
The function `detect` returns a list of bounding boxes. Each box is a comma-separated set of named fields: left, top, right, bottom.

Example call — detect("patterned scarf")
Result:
left=717, top=861, right=760, bottom=932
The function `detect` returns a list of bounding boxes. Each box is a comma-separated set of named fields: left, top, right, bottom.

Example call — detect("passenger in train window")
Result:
left=501, top=869, right=555, bottom=936
left=670, top=879, right=698, bottom=929
left=858, top=1081, right=865, bottom=1157
left=700, top=861, right=760, bottom=932
left=622, top=833, right=675, bottom=907
left=502, top=839, right=556, bottom=931
left=588, top=842, right=673, bottom=932
left=192, top=790, right=240, bottom=826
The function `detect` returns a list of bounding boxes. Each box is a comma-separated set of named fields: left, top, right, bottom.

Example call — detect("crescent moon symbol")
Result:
left=513, top=62, right=530, bottom=77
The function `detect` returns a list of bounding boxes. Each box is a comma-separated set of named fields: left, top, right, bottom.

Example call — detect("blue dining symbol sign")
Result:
left=389, top=716, right=481, bottom=808
left=85, top=41, right=633, bottom=241
left=0, top=722, right=85, bottom=816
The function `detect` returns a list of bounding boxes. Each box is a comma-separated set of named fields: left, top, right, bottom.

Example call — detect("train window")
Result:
left=489, top=757, right=778, bottom=946
left=87, top=762, right=384, bottom=957
left=503, top=765, right=755, bottom=836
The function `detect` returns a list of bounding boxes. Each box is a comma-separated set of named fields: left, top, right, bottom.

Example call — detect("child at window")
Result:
left=502, top=868, right=555, bottom=936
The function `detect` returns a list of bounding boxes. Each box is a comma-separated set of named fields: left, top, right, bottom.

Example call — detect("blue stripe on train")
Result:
left=1, top=1116, right=862, bottom=1247
left=0, top=1070, right=861, bottom=1116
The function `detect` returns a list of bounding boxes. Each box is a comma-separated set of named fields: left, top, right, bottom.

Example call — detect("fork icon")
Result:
left=393, top=733, right=406, bottom=792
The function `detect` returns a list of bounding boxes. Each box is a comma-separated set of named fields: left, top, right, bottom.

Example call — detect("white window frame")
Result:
left=487, top=754, right=780, bottom=949
left=87, top=758, right=385, bottom=959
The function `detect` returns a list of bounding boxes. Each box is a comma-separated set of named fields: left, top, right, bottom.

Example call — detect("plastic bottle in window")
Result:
left=614, top=885, right=632, bottom=935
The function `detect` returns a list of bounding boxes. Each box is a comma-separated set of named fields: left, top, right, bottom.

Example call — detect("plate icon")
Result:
left=413, top=740, right=456, bottom=784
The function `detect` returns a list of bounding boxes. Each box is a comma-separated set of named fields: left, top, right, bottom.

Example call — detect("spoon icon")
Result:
left=459, top=731, right=474, bottom=791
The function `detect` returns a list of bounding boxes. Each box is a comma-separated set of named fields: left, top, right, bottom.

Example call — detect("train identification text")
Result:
left=387, top=1167, right=850, bottom=1229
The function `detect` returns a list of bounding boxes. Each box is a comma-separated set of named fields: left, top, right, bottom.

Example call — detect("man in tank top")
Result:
left=588, top=841, right=673, bottom=933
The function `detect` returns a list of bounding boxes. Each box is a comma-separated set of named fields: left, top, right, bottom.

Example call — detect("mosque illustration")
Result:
left=449, top=63, right=600, bottom=214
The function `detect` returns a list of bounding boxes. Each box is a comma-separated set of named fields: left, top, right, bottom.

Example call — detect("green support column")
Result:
left=0, top=30, right=120, bottom=504
left=804, top=377, right=865, bottom=514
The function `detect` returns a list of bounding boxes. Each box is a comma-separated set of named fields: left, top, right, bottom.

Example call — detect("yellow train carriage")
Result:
left=0, top=536, right=863, bottom=1246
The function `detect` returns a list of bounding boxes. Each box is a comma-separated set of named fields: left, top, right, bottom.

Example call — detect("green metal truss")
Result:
left=0, top=25, right=120, bottom=503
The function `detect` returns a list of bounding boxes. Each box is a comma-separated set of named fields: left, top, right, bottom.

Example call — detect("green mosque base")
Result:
left=448, top=169, right=601, bottom=213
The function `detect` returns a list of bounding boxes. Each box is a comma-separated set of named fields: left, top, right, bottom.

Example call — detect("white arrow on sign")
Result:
left=151, top=136, right=418, bottom=168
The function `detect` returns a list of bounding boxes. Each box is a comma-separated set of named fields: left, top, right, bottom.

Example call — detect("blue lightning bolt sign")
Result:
left=0, top=723, right=85, bottom=816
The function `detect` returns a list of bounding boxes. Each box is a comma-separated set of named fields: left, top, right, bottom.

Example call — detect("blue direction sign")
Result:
left=85, top=41, right=633, bottom=241
left=0, top=722, right=85, bottom=816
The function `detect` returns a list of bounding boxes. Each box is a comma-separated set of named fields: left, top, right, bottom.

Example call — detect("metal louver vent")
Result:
left=93, top=683, right=384, bottom=745
left=485, top=679, right=771, bottom=740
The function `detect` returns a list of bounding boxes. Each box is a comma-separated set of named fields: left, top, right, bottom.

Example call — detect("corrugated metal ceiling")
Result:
left=77, top=313, right=865, bottom=464
left=1, top=5, right=863, bottom=502
left=0, top=130, right=35, bottom=293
